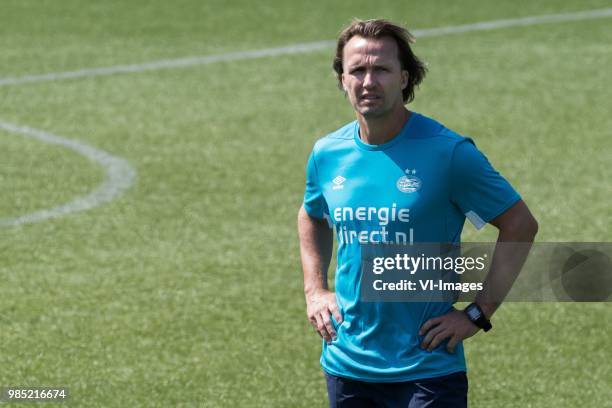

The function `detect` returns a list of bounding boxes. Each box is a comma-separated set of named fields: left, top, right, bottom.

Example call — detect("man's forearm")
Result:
left=298, top=206, right=333, bottom=298
left=475, top=202, right=539, bottom=318
left=475, top=238, right=535, bottom=319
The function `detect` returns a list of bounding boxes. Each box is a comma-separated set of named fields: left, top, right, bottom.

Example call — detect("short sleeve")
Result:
left=303, top=151, right=329, bottom=220
left=450, top=139, right=521, bottom=229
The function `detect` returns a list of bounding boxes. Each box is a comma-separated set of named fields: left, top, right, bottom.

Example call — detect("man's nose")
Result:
left=362, top=71, right=377, bottom=88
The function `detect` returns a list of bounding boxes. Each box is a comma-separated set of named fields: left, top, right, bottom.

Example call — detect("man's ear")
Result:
left=341, top=73, right=347, bottom=92
left=401, top=70, right=409, bottom=90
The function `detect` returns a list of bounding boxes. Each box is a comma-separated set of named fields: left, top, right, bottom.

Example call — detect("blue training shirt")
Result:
left=303, top=112, right=521, bottom=382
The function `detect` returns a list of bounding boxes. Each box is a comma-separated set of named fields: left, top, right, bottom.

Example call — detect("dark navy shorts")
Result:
left=324, top=371, right=468, bottom=408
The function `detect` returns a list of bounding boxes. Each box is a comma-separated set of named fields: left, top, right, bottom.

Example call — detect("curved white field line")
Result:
left=0, top=121, right=136, bottom=227
left=1, top=7, right=611, bottom=226
left=0, top=8, right=611, bottom=87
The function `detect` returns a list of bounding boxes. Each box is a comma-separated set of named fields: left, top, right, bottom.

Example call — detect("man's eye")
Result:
left=350, top=68, right=364, bottom=74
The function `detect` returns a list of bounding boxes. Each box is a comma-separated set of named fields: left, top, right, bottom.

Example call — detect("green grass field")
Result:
left=1, top=1, right=611, bottom=406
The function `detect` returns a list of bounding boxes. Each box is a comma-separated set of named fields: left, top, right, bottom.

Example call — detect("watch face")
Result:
left=467, top=306, right=481, bottom=320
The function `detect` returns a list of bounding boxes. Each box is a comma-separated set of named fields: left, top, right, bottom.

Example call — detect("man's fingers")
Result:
left=447, top=335, right=460, bottom=354
left=421, top=324, right=445, bottom=349
left=321, top=311, right=337, bottom=340
left=419, top=317, right=441, bottom=336
left=314, top=313, right=332, bottom=343
left=306, top=293, right=343, bottom=344
left=329, top=303, right=343, bottom=324
left=427, top=330, right=452, bottom=352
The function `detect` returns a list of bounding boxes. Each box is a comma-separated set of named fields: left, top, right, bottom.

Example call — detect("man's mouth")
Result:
left=360, top=95, right=380, bottom=101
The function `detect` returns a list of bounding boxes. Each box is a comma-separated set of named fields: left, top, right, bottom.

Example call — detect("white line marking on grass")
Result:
left=412, top=7, right=612, bottom=37
left=0, top=8, right=611, bottom=87
left=0, top=120, right=136, bottom=226
left=0, top=41, right=336, bottom=87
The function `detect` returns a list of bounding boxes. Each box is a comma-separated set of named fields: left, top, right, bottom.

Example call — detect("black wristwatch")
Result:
left=464, top=302, right=492, bottom=332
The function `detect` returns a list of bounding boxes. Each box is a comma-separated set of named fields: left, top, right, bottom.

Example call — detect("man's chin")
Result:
left=359, top=108, right=388, bottom=119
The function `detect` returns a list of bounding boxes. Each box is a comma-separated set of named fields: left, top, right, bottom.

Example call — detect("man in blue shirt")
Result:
left=298, top=19, right=538, bottom=407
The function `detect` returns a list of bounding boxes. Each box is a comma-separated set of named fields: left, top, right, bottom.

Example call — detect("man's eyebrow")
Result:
left=347, top=61, right=392, bottom=70
left=346, top=63, right=363, bottom=70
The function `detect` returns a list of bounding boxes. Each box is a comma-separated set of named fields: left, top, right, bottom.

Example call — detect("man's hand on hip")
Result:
left=306, top=289, right=343, bottom=345
left=419, top=309, right=479, bottom=353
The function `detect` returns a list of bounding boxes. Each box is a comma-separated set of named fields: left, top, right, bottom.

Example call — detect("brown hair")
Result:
left=333, top=19, right=427, bottom=103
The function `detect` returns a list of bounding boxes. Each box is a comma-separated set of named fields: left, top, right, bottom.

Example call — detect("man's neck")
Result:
left=357, top=107, right=411, bottom=145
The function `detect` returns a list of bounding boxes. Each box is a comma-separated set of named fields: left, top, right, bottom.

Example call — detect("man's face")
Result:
left=341, top=35, right=408, bottom=118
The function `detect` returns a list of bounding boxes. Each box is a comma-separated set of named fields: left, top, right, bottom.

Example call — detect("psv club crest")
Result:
left=397, top=169, right=421, bottom=193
